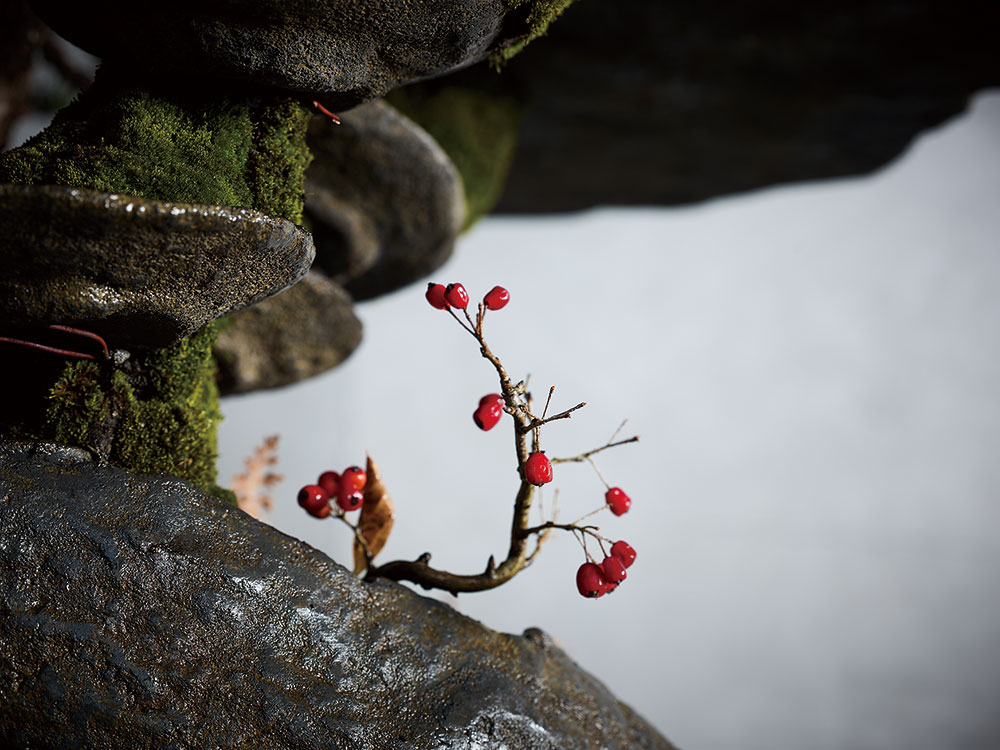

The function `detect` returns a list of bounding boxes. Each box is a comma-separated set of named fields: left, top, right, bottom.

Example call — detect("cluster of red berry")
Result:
left=428, top=280, right=639, bottom=600
left=576, top=540, right=637, bottom=598
left=297, top=465, right=367, bottom=518
left=291, top=278, right=640, bottom=599
left=426, top=282, right=510, bottom=312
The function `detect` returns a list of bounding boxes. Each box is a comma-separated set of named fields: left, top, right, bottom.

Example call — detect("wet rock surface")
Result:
left=0, top=184, right=314, bottom=349
left=28, top=0, right=513, bottom=111
left=306, top=100, right=465, bottom=301
left=492, top=0, right=1000, bottom=212
left=214, top=270, right=363, bottom=395
left=0, top=441, right=674, bottom=749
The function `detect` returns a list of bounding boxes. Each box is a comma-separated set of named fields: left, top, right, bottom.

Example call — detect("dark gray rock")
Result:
left=0, top=441, right=675, bottom=749
left=28, top=0, right=514, bottom=110
left=491, top=0, right=1000, bottom=212
left=214, top=270, right=363, bottom=394
left=306, top=100, right=465, bottom=301
left=0, top=184, right=314, bottom=349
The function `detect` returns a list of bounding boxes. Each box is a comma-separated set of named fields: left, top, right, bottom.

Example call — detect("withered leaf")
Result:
left=353, top=454, right=396, bottom=574
left=231, top=434, right=282, bottom=521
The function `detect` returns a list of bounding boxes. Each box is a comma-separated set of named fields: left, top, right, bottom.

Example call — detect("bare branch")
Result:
left=541, top=385, right=556, bottom=419
left=364, top=287, right=638, bottom=596
left=550, top=434, right=639, bottom=464
left=529, top=401, right=586, bottom=430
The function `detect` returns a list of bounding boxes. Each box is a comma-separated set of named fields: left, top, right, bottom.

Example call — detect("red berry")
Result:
left=297, top=484, right=330, bottom=517
left=576, top=562, right=608, bottom=598
left=610, top=540, right=637, bottom=568
left=444, top=283, right=469, bottom=309
left=318, top=471, right=340, bottom=496
left=341, top=465, right=367, bottom=493
left=524, top=452, right=553, bottom=485
left=605, top=487, right=631, bottom=516
left=297, top=484, right=327, bottom=509
left=425, top=283, right=449, bottom=310
left=601, top=555, right=628, bottom=584
left=473, top=401, right=503, bottom=431
left=483, top=286, right=510, bottom=310
left=336, top=488, right=364, bottom=512
left=479, top=393, right=503, bottom=408
left=311, top=504, right=332, bottom=519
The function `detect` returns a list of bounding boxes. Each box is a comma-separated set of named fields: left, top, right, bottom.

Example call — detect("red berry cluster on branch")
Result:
left=575, top=540, right=637, bottom=598
left=297, top=464, right=368, bottom=517
left=297, top=281, right=640, bottom=599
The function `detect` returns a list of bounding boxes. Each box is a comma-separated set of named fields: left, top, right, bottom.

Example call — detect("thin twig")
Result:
left=586, top=456, right=612, bottom=490
left=541, top=386, right=555, bottom=419
left=550, top=434, right=639, bottom=464
left=365, top=288, right=636, bottom=595
left=566, top=504, right=605, bottom=528
left=523, top=526, right=552, bottom=567
left=521, top=521, right=604, bottom=540
left=447, top=308, right=477, bottom=337
left=529, top=401, right=586, bottom=430
left=463, top=307, right=477, bottom=333
left=335, top=512, right=372, bottom=567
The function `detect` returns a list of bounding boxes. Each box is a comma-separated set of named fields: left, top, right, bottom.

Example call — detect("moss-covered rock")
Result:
left=44, top=322, right=228, bottom=496
left=0, top=72, right=312, bottom=223
left=0, top=184, right=315, bottom=349
left=0, top=67, right=317, bottom=493
left=28, top=0, right=535, bottom=112
left=490, top=0, right=581, bottom=69
left=386, top=81, right=522, bottom=229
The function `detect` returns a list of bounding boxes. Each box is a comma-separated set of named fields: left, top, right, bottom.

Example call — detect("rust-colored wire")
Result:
left=0, top=324, right=110, bottom=360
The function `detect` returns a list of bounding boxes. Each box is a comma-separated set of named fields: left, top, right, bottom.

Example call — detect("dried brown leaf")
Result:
left=353, top=454, right=396, bottom=574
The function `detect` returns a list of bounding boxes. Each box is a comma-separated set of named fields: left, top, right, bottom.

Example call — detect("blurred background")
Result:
left=4, top=1, right=1000, bottom=745
left=215, top=92, right=1000, bottom=749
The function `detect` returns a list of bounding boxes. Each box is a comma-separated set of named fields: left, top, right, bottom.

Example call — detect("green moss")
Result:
left=247, top=98, right=314, bottom=223
left=2, top=73, right=313, bottom=498
left=143, top=324, right=220, bottom=405
left=43, top=323, right=225, bottom=495
left=47, top=361, right=109, bottom=448
left=113, top=324, right=222, bottom=490
left=0, top=78, right=312, bottom=223
left=490, top=0, right=580, bottom=68
left=387, top=86, right=523, bottom=228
